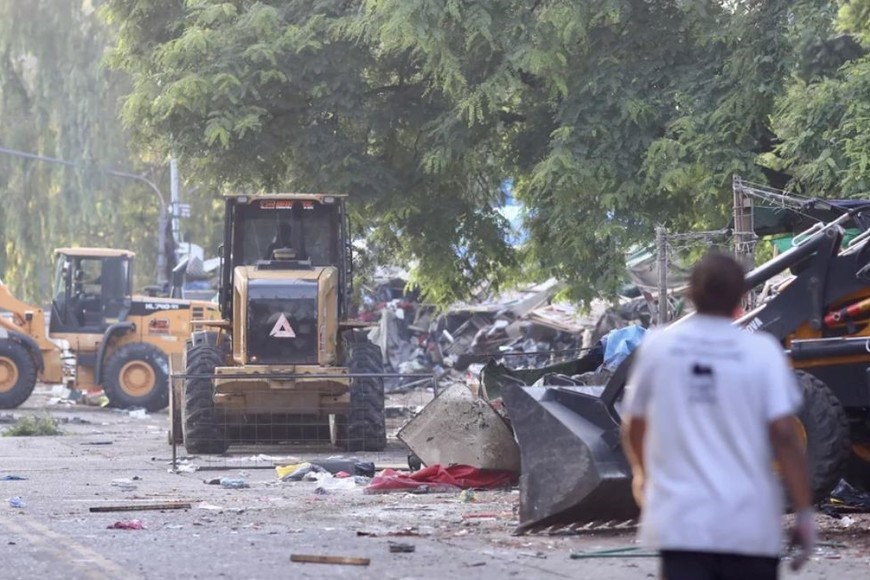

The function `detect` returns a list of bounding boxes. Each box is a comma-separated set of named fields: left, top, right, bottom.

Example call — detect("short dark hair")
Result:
left=688, top=252, right=745, bottom=316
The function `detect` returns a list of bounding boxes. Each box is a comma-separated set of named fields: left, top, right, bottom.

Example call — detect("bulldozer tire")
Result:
left=340, top=340, right=386, bottom=452
left=0, top=339, right=38, bottom=409
left=103, top=343, right=170, bottom=412
left=795, top=370, right=850, bottom=502
left=182, top=344, right=228, bottom=454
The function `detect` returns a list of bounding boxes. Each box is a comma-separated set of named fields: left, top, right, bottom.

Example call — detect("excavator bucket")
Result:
left=485, top=358, right=638, bottom=533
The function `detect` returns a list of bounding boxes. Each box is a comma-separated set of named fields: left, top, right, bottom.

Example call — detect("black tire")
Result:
left=181, top=344, right=228, bottom=454
left=0, top=339, right=38, bottom=409
left=337, top=340, right=386, bottom=452
left=795, top=371, right=850, bottom=502
left=103, top=343, right=170, bottom=411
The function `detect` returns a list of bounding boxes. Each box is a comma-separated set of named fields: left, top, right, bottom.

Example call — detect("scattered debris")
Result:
left=277, top=463, right=326, bottom=481
left=219, top=477, right=249, bottom=489
left=80, top=441, right=113, bottom=446
left=56, top=416, right=92, bottom=425
left=226, top=454, right=302, bottom=464
left=461, top=513, right=502, bottom=520
left=276, top=458, right=375, bottom=481
left=821, top=479, right=870, bottom=515
left=357, top=527, right=430, bottom=538
left=89, top=501, right=191, bottom=513
left=0, top=414, right=16, bottom=424
left=358, top=273, right=647, bottom=396
left=126, top=409, right=148, bottom=419
left=107, top=519, right=145, bottom=530
left=388, top=542, right=415, bottom=553
left=314, top=474, right=361, bottom=495
left=81, top=393, right=110, bottom=407
left=195, top=502, right=225, bottom=511
left=366, top=465, right=515, bottom=494
left=8, top=496, right=26, bottom=508
left=290, top=554, right=371, bottom=566
left=171, top=459, right=199, bottom=473
left=838, top=516, right=856, bottom=529
left=459, top=489, right=476, bottom=503
left=569, top=547, right=658, bottom=559
left=111, top=478, right=138, bottom=492
left=0, top=475, right=27, bottom=481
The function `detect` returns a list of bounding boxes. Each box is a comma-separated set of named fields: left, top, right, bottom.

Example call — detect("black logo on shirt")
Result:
left=689, top=363, right=716, bottom=404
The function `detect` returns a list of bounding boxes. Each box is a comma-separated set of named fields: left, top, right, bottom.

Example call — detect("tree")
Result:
left=101, top=0, right=859, bottom=303
left=770, top=0, right=870, bottom=195
left=101, top=0, right=516, bottom=304
left=0, top=0, right=161, bottom=300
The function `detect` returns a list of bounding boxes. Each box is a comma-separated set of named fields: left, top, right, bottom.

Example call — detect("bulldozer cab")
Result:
left=218, top=195, right=351, bottom=321
left=49, top=248, right=133, bottom=334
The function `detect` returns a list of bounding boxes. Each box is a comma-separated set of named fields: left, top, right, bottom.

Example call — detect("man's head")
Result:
left=688, top=252, right=745, bottom=317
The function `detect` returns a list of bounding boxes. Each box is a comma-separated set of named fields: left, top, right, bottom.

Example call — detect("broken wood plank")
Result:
left=290, top=554, right=370, bottom=566
left=89, top=501, right=191, bottom=513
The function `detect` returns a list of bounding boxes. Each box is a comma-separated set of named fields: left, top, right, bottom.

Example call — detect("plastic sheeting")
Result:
left=364, top=465, right=517, bottom=494
left=602, top=324, right=646, bottom=371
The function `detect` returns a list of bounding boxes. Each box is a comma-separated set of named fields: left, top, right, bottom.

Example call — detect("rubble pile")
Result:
left=360, top=275, right=652, bottom=394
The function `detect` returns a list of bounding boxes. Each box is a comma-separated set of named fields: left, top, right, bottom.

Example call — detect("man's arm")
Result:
left=621, top=338, right=656, bottom=508
left=770, top=415, right=816, bottom=571
left=621, top=416, right=647, bottom=507
left=769, top=416, right=811, bottom=510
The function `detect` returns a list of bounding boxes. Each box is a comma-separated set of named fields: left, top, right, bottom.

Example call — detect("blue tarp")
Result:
left=602, top=325, right=647, bottom=371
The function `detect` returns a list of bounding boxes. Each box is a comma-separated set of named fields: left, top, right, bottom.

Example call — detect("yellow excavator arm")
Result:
left=0, top=280, right=64, bottom=383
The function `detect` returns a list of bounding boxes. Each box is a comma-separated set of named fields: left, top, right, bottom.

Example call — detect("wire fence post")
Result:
left=732, top=175, right=756, bottom=309
left=656, top=225, right=669, bottom=326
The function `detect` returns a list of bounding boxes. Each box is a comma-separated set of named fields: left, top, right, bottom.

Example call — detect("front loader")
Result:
left=491, top=210, right=870, bottom=532
left=0, top=248, right=219, bottom=411
left=171, top=194, right=387, bottom=454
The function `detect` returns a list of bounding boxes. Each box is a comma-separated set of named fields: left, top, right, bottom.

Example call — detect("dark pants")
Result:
left=661, top=550, right=779, bottom=580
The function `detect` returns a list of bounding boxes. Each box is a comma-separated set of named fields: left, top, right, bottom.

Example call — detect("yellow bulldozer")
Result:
left=0, top=247, right=219, bottom=410
left=170, top=194, right=388, bottom=454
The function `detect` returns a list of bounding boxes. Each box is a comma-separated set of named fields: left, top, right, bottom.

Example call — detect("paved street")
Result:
left=1, top=386, right=869, bottom=579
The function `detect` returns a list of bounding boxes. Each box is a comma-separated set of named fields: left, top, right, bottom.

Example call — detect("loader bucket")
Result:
left=480, top=350, right=602, bottom=400
left=499, top=376, right=638, bottom=533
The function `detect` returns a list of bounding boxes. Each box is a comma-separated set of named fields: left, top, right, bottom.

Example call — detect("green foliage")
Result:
left=91, top=0, right=870, bottom=304
left=2, top=415, right=62, bottom=437
left=769, top=1, right=870, bottom=196
left=0, top=0, right=164, bottom=300
left=102, top=0, right=518, bottom=304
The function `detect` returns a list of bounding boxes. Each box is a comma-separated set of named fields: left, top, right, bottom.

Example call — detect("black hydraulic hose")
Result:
left=789, top=337, right=870, bottom=361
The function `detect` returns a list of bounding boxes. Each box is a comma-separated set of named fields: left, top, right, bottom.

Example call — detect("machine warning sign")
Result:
left=269, top=314, right=296, bottom=338
left=148, top=318, right=170, bottom=335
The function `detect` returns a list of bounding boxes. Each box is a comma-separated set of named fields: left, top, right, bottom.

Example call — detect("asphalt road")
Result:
left=1, top=386, right=869, bottom=579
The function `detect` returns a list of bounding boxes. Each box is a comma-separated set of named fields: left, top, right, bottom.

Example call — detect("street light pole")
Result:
left=0, top=145, right=169, bottom=285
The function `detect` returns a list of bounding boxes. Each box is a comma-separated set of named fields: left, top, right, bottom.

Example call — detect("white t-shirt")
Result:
left=623, top=314, right=802, bottom=557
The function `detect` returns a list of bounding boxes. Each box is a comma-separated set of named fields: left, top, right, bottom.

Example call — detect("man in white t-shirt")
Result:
left=622, top=252, right=816, bottom=579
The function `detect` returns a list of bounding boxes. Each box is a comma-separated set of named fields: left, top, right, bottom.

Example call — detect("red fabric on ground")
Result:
left=365, top=464, right=516, bottom=494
